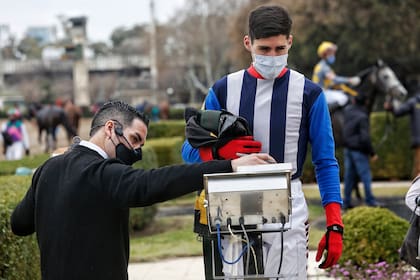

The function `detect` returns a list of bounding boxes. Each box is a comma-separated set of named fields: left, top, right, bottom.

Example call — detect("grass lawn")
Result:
left=130, top=184, right=410, bottom=262
left=130, top=215, right=201, bottom=262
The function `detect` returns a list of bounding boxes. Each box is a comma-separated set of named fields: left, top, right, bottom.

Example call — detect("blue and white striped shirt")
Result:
left=182, top=67, right=342, bottom=206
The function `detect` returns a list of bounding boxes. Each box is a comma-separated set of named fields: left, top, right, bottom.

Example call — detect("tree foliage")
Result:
left=230, top=0, right=420, bottom=87
left=110, top=24, right=150, bottom=55
left=17, top=36, right=42, bottom=59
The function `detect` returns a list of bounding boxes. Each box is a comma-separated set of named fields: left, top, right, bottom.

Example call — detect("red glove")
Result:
left=199, top=136, right=262, bottom=161
left=316, top=202, right=344, bottom=269
left=199, top=146, right=215, bottom=162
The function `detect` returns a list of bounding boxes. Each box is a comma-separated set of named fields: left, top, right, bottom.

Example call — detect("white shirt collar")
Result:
left=79, top=140, right=109, bottom=159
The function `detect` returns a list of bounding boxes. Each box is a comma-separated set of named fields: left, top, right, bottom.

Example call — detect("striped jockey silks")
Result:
left=182, top=67, right=342, bottom=206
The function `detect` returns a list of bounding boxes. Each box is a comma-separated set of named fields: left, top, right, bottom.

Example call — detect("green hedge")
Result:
left=341, top=206, right=409, bottom=265
left=146, top=137, right=184, bottom=167
left=0, top=176, right=41, bottom=280
left=168, top=108, right=186, bottom=120
left=370, top=112, right=412, bottom=180
left=302, top=112, right=412, bottom=182
left=147, top=120, right=185, bottom=139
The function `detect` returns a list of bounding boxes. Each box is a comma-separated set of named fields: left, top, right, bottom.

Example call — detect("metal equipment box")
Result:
left=204, top=163, right=292, bottom=234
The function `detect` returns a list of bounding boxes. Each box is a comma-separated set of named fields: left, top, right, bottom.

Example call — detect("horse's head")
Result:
left=355, top=60, right=407, bottom=111
left=373, top=60, right=407, bottom=107
left=26, top=102, right=43, bottom=120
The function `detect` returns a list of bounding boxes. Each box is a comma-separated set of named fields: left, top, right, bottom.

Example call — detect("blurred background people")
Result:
left=1, top=108, right=30, bottom=160
left=342, top=96, right=379, bottom=209
left=312, top=41, right=361, bottom=110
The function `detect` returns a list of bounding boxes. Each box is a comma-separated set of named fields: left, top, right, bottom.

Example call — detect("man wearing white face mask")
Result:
left=182, top=5, right=343, bottom=279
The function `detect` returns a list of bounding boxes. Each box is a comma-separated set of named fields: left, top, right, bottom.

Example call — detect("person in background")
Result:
left=342, top=95, right=380, bottom=209
left=384, top=92, right=420, bottom=178
left=312, top=41, right=361, bottom=109
left=1, top=108, right=30, bottom=160
left=405, top=174, right=420, bottom=215
left=182, top=5, right=343, bottom=279
left=10, top=100, right=273, bottom=280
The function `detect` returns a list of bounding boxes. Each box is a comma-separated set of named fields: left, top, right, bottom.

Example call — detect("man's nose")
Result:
left=266, top=50, right=277, bottom=56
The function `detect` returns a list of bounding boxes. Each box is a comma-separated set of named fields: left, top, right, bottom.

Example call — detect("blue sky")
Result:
left=0, top=0, right=185, bottom=43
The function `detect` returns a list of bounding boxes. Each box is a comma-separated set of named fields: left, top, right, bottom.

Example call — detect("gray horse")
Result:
left=327, top=60, right=407, bottom=201
left=329, top=60, right=407, bottom=148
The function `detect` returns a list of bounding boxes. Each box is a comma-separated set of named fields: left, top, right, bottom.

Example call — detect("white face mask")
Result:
left=253, top=54, right=288, bottom=80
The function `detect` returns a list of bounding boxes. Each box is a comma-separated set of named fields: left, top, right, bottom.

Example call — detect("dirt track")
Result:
left=0, top=118, right=92, bottom=161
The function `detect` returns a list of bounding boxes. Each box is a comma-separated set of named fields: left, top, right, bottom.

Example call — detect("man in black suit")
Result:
left=10, top=100, right=273, bottom=280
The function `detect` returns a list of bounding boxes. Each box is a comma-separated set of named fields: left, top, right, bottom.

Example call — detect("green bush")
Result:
left=147, top=136, right=184, bottom=167
left=132, top=145, right=159, bottom=170
left=168, top=108, right=186, bottom=120
left=302, top=112, right=412, bottom=182
left=170, top=137, right=185, bottom=165
left=131, top=145, right=159, bottom=231
left=0, top=176, right=41, bottom=280
left=129, top=206, right=158, bottom=232
left=147, top=120, right=185, bottom=139
left=370, top=112, right=412, bottom=180
left=341, top=206, right=409, bottom=266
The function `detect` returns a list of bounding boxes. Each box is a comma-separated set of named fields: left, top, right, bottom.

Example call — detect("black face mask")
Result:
left=115, top=143, right=142, bottom=165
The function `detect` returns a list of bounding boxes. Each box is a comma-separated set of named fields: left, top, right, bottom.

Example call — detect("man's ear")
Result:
left=104, top=120, right=115, bottom=137
left=288, top=34, right=293, bottom=50
left=243, top=35, right=252, bottom=52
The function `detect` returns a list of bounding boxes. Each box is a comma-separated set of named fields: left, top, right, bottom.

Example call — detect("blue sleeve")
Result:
left=181, top=88, right=222, bottom=163
left=309, top=92, right=342, bottom=206
left=333, top=75, right=350, bottom=85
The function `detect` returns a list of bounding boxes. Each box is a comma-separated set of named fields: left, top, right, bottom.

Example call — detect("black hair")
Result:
left=248, top=5, right=292, bottom=42
left=89, top=100, right=149, bottom=137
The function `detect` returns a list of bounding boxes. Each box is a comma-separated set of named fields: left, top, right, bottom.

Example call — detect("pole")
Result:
left=149, top=0, right=158, bottom=103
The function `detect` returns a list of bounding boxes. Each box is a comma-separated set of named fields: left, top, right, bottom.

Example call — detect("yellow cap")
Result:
left=317, top=41, right=337, bottom=57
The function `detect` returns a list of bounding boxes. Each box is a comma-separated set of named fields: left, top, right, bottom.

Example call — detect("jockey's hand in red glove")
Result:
left=199, top=136, right=262, bottom=161
left=316, top=202, right=344, bottom=269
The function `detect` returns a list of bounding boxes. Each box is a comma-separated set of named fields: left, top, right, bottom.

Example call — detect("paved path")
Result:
left=128, top=180, right=413, bottom=279
left=128, top=251, right=333, bottom=280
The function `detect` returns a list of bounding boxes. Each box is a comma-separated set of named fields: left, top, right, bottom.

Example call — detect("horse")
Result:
left=27, top=103, right=77, bottom=153
left=62, top=100, right=82, bottom=140
left=329, top=59, right=407, bottom=148
left=327, top=60, right=407, bottom=200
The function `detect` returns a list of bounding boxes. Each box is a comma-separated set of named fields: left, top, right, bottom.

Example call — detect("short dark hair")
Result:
left=248, top=5, right=292, bottom=42
left=89, top=100, right=149, bottom=137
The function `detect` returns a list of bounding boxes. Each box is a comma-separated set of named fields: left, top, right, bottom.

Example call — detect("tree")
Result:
left=89, top=42, right=110, bottom=57
left=110, top=25, right=150, bottom=55
left=17, top=36, right=42, bottom=59
left=230, top=0, right=420, bottom=83
left=161, top=0, right=248, bottom=103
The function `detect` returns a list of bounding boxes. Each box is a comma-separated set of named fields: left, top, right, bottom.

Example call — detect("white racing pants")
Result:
left=323, top=89, right=349, bottom=107
left=221, top=179, right=309, bottom=279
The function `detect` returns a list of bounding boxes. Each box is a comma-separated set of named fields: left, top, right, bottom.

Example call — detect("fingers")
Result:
left=230, top=153, right=276, bottom=171
left=318, top=252, right=339, bottom=268
left=316, top=234, right=326, bottom=261
left=253, top=153, right=276, bottom=163
left=316, top=232, right=341, bottom=269
left=316, top=244, right=325, bottom=262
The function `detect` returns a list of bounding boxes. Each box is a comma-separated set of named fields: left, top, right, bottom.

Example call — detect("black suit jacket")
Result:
left=11, top=144, right=231, bottom=280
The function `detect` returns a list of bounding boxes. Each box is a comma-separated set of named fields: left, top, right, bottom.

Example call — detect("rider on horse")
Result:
left=312, top=41, right=361, bottom=110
